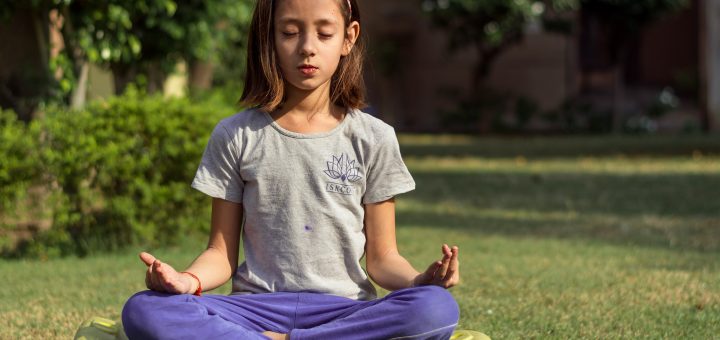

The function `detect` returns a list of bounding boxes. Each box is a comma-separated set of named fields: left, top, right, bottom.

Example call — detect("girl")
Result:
left=122, top=0, right=461, bottom=339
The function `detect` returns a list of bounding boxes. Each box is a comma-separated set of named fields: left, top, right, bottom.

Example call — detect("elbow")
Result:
left=366, top=261, right=379, bottom=283
left=366, top=266, right=384, bottom=289
left=365, top=253, right=383, bottom=280
left=366, top=251, right=386, bottom=283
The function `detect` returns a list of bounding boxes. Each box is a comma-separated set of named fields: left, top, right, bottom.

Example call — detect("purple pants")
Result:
left=122, top=285, right=459, bottom=339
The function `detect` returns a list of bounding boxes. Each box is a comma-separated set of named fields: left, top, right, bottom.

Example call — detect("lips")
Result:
left=298, top=64, right=318, bottom=76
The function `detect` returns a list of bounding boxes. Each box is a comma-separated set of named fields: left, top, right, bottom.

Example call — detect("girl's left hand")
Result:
left=413, top=244, right=460, bottom=289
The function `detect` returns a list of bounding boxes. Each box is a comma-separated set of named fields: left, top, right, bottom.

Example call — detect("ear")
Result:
left=342, top=21, right=360, bottom=56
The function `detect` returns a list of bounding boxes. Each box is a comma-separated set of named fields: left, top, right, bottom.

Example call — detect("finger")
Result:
left=443, top=269, right=457, bottom=287
left=155, top=261, right=174, bottom=292
left=443, top=247, right=460, bottom=283
left=414, top=260, right=441, bottom=286
left=146, top=265, right=160, bottom=291
left=424, top=260, right=442, bottom=277
left=150, top=260, right=165, bottom=292
left=141, top=253, right=159, bottom=290
left=139, top=252, right=156, bottom=267
left=145, top=270, right=153, bottom=290
left=450, top=246, right=459, bottom=271
left=443, top=244, right=452, bottom=257
left=435, top=249, right=452, bottom=282
left=156, top=261, right=181, bottom=293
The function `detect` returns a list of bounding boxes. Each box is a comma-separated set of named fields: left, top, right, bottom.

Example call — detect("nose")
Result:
left=298, top=32, right=317, bottom=57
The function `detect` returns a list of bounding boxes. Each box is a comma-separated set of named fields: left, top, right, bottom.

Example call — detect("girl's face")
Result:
left=273, top=0, right=359, bottom=96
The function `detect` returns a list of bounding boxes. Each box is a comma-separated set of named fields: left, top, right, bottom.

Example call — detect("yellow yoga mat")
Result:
left=75, top=316, right=490, bottom=340
left=74, top=317, right=128, bottom=340
left=451, top=329, right=492, bottom=340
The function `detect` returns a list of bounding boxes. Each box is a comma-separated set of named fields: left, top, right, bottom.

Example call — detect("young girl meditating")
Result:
left=122, top=0, right=461, bottom=338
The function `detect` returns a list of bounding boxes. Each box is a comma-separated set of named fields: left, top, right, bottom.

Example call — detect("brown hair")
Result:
left=239, top=0, right=366, bottom=112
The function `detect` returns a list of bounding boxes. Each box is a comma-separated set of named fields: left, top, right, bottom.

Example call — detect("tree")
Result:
left=421, top=0, right=575, bottom=94
left=0, top=0, right=253, bottom=112
left=0, top=1, right=58, bottom=121
left=421, top=0, right=689, bottom=133
left=420, top=0, right=575, bottom=132
left=578, top=0, right=689, bottom=131
left=60, top=0, right=253, bottom=97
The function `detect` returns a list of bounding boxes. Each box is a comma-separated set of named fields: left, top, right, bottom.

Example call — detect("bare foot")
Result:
left=262, top=331, right=288, bottom=340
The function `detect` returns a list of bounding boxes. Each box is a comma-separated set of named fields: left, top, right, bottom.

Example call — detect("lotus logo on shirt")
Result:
left=324, top=154, right=361, bottom=195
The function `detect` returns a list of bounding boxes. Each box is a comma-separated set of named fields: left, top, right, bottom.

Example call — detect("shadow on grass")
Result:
left=399, top=135, right=720, bottom=159
left=398, top=171, right=720, bottom=252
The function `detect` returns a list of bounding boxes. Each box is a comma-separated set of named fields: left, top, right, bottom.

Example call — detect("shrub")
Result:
left=0, top=110, right=42, bottom=251
left=6, top=89, right=238, bottom=258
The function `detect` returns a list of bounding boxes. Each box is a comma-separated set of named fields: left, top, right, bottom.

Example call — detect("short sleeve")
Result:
left=362, top=129, right=416, bottom=204
left=191, top=122, right=244, bottom=203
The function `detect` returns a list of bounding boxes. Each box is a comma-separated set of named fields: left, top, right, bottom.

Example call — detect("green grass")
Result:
left=3, top=135, right=719, bottom=339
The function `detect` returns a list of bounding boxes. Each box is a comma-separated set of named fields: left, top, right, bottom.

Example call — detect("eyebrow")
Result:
left=277, top=17, right=339, bottom=27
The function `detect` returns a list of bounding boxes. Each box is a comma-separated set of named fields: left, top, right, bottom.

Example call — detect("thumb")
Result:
left=424, top=260, right=442, bottom=277
left=414, top=260, right=442, bottom=287
left=139, top=252, right=156, bottom=267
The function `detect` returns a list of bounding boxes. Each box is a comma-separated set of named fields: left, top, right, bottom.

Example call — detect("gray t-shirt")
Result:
left=191, top=107, right=415, bottom=301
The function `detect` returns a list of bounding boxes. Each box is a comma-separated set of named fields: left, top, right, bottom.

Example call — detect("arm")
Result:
left=364, top=198, right=420, bottom=290
left=140, top=197, right=242, bottom=294
left=364, top=198, right=460, bottom=291
left=183, top=197, right=243, bottom=291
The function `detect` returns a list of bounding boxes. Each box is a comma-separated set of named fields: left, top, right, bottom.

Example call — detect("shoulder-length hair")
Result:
left=239, top=0, right=367, bottom=112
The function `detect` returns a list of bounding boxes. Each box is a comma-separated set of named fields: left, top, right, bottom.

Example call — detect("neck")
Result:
left=277, top=81, right=337, bottom=118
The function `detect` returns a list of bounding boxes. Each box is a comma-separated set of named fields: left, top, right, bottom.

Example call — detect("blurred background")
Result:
left=2, top=0, right=719, bottom=133
left=1, top=1, right=718, bottom=338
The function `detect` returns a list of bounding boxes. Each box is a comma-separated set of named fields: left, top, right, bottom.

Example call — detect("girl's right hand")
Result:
left=139, top=252, right=195, bottom=294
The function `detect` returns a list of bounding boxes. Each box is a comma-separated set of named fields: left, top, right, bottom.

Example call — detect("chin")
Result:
left=290, top=79, right=330, bottom=92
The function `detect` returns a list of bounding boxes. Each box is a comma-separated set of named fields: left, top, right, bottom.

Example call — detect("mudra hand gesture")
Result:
left=139, top=252, right=195, bottom=294
left=413, top=244, right=460, bottom=289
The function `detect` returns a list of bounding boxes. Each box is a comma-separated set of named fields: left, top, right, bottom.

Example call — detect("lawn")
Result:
left=2, top=135, right=719, bottom=339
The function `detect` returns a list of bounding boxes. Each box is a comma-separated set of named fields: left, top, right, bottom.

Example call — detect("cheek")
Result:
left=328, top=38, right=347, bottom=57
left=275, top=40, right=296, bottom=64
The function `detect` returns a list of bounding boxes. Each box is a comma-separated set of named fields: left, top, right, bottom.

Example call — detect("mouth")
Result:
left=298, top=64, right=319, bottom=76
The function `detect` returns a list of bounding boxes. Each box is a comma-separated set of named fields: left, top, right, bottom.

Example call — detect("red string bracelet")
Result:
left=181, top=271, right=202, bottom=296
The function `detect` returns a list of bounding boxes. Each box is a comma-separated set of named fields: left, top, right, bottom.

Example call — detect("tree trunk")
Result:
left=611, top=41, right=631, bottom=133
left=188, top=58, right=214, bottom=94
left=611, top=64, right=624, bottom=132
left=111, top=63, right=137, bottom=95
left=146, top=61, right=165, bottom=94
left=32, top=10, right=49, bottom=70
left=59, top=7, right=89, bottom=109
left=472, top=45, right=492, bottom=96
left=70, top=61, right=88, bottom=109
left=473, top=44, right=506, bottom=133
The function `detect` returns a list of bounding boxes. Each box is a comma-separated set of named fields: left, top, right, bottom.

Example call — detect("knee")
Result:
left=122, top=290, right=181, bottom=338
left=414, top=285, right=460, bottom=325
left=395, top=285, right=460, bottom=333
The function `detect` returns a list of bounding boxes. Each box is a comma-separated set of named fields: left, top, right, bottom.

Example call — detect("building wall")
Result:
left=0, top=9, right=48, bottom=121
left=634, top=1, right=699, bottom=92
left=701, top=0, right=720, bottom=131
left=361, top=0, right=576, bottom=131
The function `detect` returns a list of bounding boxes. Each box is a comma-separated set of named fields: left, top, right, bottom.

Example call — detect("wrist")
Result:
left=181, top=271, right=202, bottom=296
left=410, top=273, right=421, bottom=288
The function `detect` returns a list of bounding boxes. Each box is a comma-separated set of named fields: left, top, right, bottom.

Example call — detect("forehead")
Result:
left=274, top=0, right=343, bottom=25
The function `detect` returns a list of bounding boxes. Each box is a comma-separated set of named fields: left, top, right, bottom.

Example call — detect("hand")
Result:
left=262, top=331, right=289, bottom=340
left=139, top=252, right=196, bottom=295
left=413, top=244, right=460, bottom=289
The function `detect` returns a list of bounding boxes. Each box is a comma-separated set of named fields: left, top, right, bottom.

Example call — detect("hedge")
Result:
left=1, top=89, right=238, bottom=258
